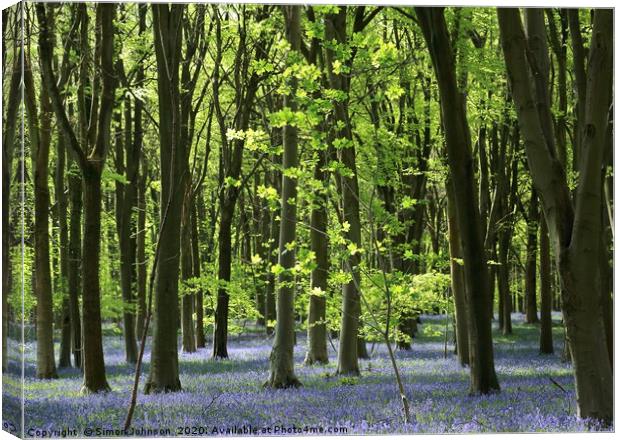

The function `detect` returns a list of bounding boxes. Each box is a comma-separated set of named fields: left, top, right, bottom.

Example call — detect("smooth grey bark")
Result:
left=266, top=5, right=302, bottom=388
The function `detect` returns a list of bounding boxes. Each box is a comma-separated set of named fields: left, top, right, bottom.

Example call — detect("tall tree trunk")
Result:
left=56, top=132, right=72, bottom=368
left=2, top=42, right=20, bottom=373
left=446, top=179, right=469, bottom=366
left=134, top=4, right=147, bottom=341
left=497, top=229, right=512, bottom=335
left=114, top=97, right=138, bottom=364
left=499, top=8, right=612, bottom=422
left=267, top=5, right=302, bottom=388
left=325, top=7, right=363, bottom=376
left=524, top=189, right=539, bottom=324
left=417, top=7, right=499, bottom=394
left=81, top=169, right=110, bottom=392
left=181, top=183, right=196, bottom=354
left=192, top=205, right=205, bottom=348
left=304, top=148, right=329, bottom=364
left=145, top=3, right=185, bottom=393
left=68, top=165, right=82, bottom=368
left=213, top=208, right=232, bottom=358
left=539, top=218, right=553, bottom=354
left=26, top=63, right=58, bottom=379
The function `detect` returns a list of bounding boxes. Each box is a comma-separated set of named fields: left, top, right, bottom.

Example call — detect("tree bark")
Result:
left=539, top=218, right=553, bottom=354
left=25, top=56, right=58, bottom=379
left=446, top=178, right=469, bottom=366
left=56, top=132, right=72, bottom=368
left=267, top=5, right=302, bottom=388
left=114, top=97, right=138, bottom=364
left=524, top=189, right=539, bottom=324
left=145, top=3, right=185, bottom=393
left=2, top=34, right=20, bottom=374
left=417, top=7, right=499, bottom=394
left=499, top=7, right=613, bottom=422
left=68, top=163, right=82, bottom=369
left=324, top=6, right=363, bottom=376
left=192, top=205, right=205, bottom=348
left=181, top=182, right=196, bottom=353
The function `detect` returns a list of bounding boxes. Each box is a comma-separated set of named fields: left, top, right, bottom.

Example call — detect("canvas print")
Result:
left=1, top=2, right=614, bottom=437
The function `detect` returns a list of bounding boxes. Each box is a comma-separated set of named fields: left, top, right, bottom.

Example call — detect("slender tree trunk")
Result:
left=135, top=161, right=147, bottom=339
left=304, top=151, right=329, bottom=364
left=325, top=7, right=363, bottom=376
left=27, top=75, right=58, bottom=379
left=417, top=7, right=499, bottom=394
left=213, top=208, right=232, bottom=358
left=2, top=32, right=20, bottom=373
left=524, top=190, right=539, bottom=324
left=145, top=4, right=185, bottom=393
left=68, top=166, right=82, bottom=368
left=539, top=218, right=553, bottom=354
left=267, top=6, right=302, bottom=388
left=134, top=5, right=147, bottom=341
left=56, top=133, right=71, bottom=368
left=192, top=205, right=205, bottom=348
left=115, top=99, right=138, bottom=364
left=181, top=184, right=196, bottom=353
left=446, top=179, right=469, bottom=366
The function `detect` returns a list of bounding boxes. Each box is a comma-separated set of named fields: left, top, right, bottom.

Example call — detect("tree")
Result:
left=25, top=47, right=58, bottom=380
left=498, top=7, right=612, bottom=422
left=266, top=5, right=303, bottom=388
left=145, top=3, right=186, bottom=393
left=2, top=8, right=21, bottom=373
left=37, top=2, right=117, bottom=392
left=416, top=6, right=500, bottom=394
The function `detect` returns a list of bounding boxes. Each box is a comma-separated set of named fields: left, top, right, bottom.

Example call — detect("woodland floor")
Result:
left=2, top=313, right=612, bottom=436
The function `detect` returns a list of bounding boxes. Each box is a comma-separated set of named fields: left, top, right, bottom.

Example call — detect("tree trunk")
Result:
left=524, top=190, right=539, bottom=324
left=499, top=8, right=612, bottom=422
left=114, top=98, right=138, bottom=364
left=2, top=34, right=20, bottom=373
left=81, top=169, right=110, bottom=392
left=446, top=179, right=469, bottom=366
left=135, top=160, right=147, bottom=339
left=192, top=205, right=205, bottom=348
left=213, top=208, right=232, bottom=358
left=497, top=230, right=512, bottom=336
left=145, top=4, right=185, bottom=393
left=68, top=166, right=82, bottom=369
left=304, top=149, right=329, bottom=365
left=181, top=184, right=196, bottom=354
left=56, top=133, right=71, bottom=368
left=417, top=7, right=499, bottom=394
left=134, top=5, right=147, bottom=341
left=324, top=7, right=363, bottom=376
left=267, top=5, right=302, bottom=388
left=27, top=76, right=58, bottom=379
left=539, top=218, right=553, bottom=354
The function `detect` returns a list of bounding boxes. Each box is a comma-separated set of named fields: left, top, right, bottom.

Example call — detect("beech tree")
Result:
left=498, top=7, right=612, bottom=422
left=37, top=2, right=117, bottom=393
